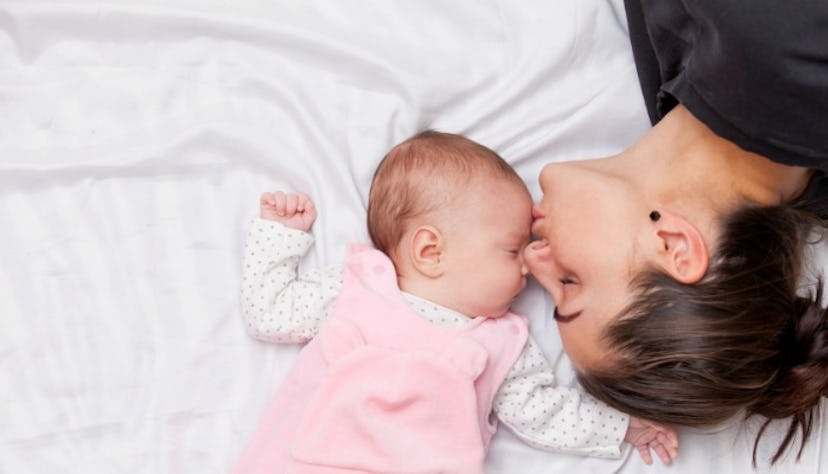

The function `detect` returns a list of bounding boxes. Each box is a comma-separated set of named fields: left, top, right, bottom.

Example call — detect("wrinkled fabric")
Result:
left=0, top=1, right=825, bottom=473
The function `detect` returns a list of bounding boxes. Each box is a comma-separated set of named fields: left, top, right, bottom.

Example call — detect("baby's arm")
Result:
left=240, top=192, right=342, bottom=343
left=493, top=336, right=677, bottom=464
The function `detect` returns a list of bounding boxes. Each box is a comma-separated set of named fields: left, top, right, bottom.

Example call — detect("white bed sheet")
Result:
left=1, top=1, right=825, bottom=473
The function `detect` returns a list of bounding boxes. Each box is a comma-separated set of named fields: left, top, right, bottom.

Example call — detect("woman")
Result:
left=523, top=0, right=828, bottom=465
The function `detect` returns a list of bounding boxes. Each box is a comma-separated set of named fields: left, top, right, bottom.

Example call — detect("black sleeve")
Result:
left=623, top=0, right=661, bottom=125
left=623, top=0, right=828, bottom=170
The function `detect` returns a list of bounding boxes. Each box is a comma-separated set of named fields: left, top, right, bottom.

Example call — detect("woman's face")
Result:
left=523, top=160, right=647, bottom=370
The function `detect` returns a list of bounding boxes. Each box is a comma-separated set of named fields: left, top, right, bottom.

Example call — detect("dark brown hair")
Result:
left=366, top=130, right=523, bottom=258
left=578, top=172, right=828, bottom=465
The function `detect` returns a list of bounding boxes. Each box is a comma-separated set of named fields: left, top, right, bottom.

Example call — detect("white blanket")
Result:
left=1, top=1, right=825, bottom=473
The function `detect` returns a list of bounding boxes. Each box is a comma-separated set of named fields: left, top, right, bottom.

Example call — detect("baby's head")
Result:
left=367, top=130, right=533, bottom=317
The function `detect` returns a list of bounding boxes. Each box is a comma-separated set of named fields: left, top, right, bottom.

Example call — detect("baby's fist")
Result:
left=260, top=191, right=317, bottom=232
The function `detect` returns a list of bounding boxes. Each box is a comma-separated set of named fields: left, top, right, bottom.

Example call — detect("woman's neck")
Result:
left=630, top=105, right=812, bottom=209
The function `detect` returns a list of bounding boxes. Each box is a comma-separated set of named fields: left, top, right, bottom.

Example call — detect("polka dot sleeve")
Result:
left=240, top=218, right=343, bottom=344
left=493, top=336, right=629, bottom=458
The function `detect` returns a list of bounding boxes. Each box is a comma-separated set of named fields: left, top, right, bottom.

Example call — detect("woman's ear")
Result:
left=409, top=225, right=444, bottom=278
left=651, top=212, right=709, bottom=283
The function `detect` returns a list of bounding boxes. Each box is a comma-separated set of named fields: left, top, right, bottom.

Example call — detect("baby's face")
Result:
left=442, top=178, right=533, bottom=318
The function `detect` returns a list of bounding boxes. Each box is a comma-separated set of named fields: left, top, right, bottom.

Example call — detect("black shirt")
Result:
left=624, top=0, right=828, bottom=170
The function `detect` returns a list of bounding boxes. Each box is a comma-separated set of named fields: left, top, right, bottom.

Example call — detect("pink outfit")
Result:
left=233, top=245, right=528, bottom=473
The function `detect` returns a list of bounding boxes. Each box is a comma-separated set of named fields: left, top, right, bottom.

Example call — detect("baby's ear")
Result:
left=409, top=225, right=445, bottom=278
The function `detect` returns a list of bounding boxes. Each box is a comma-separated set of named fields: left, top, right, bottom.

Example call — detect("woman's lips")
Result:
left=531, top=206, right=545, bottom=234
left=532, top=205, right=544, bottom=220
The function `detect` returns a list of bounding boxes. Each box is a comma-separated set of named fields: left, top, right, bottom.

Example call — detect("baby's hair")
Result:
left=367, top=130, right=523, bottom=259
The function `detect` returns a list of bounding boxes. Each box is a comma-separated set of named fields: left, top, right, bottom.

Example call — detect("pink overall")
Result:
left=233, top=245, right=528, bottom=473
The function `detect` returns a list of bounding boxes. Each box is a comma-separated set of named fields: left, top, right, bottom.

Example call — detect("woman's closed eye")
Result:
left=553, top=307, right=582, bottom=322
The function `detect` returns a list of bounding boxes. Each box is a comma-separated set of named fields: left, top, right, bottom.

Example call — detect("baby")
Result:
left=233, top=131, right=677, bottom=473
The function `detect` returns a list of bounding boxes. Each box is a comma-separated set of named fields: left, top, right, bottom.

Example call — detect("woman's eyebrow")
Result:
left=553, top=308, right=582, bottom=322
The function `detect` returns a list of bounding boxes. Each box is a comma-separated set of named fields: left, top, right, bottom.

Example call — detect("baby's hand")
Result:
left=624, top=416, right=679, bottom=466
left=260, top=191, right=317, bottom=232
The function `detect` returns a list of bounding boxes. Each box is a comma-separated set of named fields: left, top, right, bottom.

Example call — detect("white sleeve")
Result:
left=493, top=336, right=629, bottom=458
left=239, top=218, right=342, bottom=344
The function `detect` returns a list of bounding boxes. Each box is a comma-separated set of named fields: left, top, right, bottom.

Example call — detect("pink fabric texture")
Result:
left=233, top=245, right=528, bottom=473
